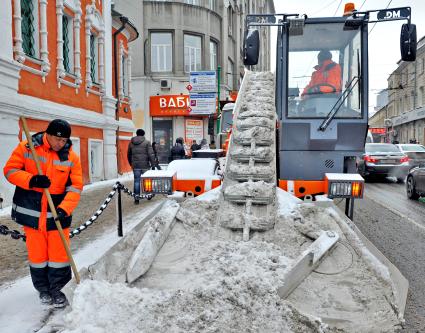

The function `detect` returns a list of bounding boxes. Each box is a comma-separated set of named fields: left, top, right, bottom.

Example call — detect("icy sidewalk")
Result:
left=0, top=175, right=163, bottom=333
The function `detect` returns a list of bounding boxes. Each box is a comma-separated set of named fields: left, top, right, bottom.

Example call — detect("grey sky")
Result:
left=270, top=0, right=425, bottom=113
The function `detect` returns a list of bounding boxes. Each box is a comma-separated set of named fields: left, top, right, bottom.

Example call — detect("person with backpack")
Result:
left=170, top=137, right=186, bottom=161
left=127, top=129, right=155, bottom=204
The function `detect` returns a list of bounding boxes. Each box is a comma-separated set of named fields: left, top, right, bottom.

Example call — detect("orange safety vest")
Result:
left=3, top=132, right=83, bottom=231
left=302, top=59, right=342, bottom=97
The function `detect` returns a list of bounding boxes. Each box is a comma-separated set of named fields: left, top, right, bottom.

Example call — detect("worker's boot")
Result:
left=39, top=291, right=52, bottom=305
left=51, top=290, right=68, bottom=308
left=134, top=199, right=140, bottom=205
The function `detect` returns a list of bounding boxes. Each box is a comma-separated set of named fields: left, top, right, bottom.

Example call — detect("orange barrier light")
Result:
left=343, top=3, right=355, bottom=16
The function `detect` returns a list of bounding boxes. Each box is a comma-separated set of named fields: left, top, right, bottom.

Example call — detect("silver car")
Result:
left=357, top=143, right=410, bottom=182
left=396, top=144, right=425, bottom=169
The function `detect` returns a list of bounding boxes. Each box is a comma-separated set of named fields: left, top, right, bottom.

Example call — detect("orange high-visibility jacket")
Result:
left=3, top=132, right=83, bottom=231
left=302, top=59, right=342, bottom=97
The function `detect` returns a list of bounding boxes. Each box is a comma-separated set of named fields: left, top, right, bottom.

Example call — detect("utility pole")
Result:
left=216, top=65, right=221, bottom=133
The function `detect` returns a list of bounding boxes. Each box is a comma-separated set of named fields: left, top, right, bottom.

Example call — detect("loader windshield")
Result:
left=287, top=22, right=362, bottom=119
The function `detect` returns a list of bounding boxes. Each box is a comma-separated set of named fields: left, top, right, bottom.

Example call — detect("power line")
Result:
left=359, top=0, right=367, bottom=10
left=332, top=0, right=343, bottom=16
left=312, top=0, right=339, bottom=15
left=369, top=0, right=393, bottom=35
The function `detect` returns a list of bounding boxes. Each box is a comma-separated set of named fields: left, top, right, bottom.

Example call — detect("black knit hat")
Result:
left=46, top=119, right=71, bottom=138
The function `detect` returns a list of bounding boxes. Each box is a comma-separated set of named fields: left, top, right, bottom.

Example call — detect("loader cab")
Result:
left=277, top=18, right=366, bottom=182
left=244, top=7, right=416, bottom=197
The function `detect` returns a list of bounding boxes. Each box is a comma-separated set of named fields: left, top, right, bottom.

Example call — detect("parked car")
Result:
left=357, top=143, right=410, bottom=182
left=406, top=165, right=425, bottom=199
left=396, top=144, right=425, bottom=169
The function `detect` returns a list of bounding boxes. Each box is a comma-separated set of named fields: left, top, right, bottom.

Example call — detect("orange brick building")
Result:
left=0, top=0, right=138, bottom=205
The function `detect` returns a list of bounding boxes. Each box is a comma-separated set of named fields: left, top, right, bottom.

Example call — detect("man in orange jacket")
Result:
left=302, top=50, right=342, bottom=98
left=3, top=119, right=83, bottom=308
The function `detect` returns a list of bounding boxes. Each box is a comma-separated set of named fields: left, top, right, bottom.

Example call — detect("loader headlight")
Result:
left=325, top=173, right=364, bottom=199
left=141, top=171, right=176, bottom=195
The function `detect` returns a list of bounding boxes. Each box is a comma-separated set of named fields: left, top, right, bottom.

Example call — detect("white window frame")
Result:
left=88, top=139, right=104, bottom=183
left=184, top=34, right=202, bottom=73
left=209, top=40, right=217, bottom=70
left=13, top=0, right=50, bottom=81
left=119, top=40, right=132, bottom=104
left=70, top=136, right=81, bottom=157
left=85, top=2, right=105, bottom=97
left=151, top=32, right=172, bottom=72
left=56, top=0, right=82, bottom=91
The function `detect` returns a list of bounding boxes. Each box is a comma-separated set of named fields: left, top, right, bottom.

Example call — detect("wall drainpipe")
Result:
left=113, top=16, right=129, bottom=174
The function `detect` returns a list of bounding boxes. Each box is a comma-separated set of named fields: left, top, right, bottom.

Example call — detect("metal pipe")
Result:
left=113, top=16, right=129, bottom=175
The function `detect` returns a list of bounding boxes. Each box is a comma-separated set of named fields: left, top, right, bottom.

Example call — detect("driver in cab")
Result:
left=301, top=50, right=341, bottom=98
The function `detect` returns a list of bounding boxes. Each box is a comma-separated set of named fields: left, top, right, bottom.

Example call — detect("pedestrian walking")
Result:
left=127, top=129, right=155, bottom=204
left=200, top=138, right=209, bottom=149
left=151, top=142, right=162, bottom=170
left=170, top=137, right=186, bottom=161
left=3, top=119, right=83, bottom=308
left=190, top=140, right=201, bottom=155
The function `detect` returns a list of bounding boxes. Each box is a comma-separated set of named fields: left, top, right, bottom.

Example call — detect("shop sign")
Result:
left=150, top=95, right=190, bottom=116
left=189, top=93, right=217, bottom=115
left=185, top=119, right=203, bottom=143
left=370, top=127, right=386, bottom=134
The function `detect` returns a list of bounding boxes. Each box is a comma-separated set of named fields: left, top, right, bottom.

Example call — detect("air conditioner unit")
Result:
left=384, top=118, right=392, bottom=127
left=160, top=79, right=171, bottom=89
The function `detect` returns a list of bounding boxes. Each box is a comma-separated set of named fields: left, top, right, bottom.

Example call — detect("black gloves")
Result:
left=55, top=208, right=68, bottom=222
left=29, top=175, right=51, bottom=188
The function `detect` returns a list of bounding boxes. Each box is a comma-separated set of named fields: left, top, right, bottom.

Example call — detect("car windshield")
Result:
left=365, top=144, right=400, bottom=153
left=399, top=144, right=425, bottom=152
left=287, top=22, right=361, bottom=119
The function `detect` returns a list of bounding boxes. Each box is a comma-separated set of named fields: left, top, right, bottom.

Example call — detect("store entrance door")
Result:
left=152, top=119, right=173, bottom=164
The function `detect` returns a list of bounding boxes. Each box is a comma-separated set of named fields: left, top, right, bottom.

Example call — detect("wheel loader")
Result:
left=43, top=4, right=419, bottom=333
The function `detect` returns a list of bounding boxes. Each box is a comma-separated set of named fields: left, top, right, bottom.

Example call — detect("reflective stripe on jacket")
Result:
left=3, top=132, right=83, bottom=231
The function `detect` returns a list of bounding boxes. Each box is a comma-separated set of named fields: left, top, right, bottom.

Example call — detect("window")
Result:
left=90, top=33, right=99, bottom=84
left=184, top=34, right=202, bottom=73
left=227, top=58, right=234, bottom=90
left=21, top=0, right=38, bottom=58
left=287, top=23, right=362, bottom=119
left=228, top=7, right=234, bottom=36
left=208, top=0, right=217, bottom=11
left=209, top=40, right=217, bottom=70
left=122, top=55, right=129, bottom=96
left=62, top=14, right=74, bottom=74
left=85, top=3, right=105, bottom=94
left=151, top=32, right=172, bottom=72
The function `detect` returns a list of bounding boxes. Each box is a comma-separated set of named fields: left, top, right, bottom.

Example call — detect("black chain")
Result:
left=0, top=181, right=154, bottom=242
left=0, top=225, right=26, bottom=242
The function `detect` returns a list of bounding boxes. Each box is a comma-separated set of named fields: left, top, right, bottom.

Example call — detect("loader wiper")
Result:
left=318, top=76, right=360, bottom=132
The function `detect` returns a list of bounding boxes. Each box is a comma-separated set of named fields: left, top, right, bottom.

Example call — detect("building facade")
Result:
left=113, top=0, right=274, bottom=163
left=0, top=0, right=138, bottom=205
left=377, top=36, right=425, bottom=144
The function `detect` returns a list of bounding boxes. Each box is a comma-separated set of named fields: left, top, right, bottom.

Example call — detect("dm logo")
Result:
left=377, top=8, right=410, bottom=21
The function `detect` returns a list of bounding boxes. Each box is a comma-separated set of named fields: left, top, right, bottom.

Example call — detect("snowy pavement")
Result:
left=0, top=200, right=162, bottom=333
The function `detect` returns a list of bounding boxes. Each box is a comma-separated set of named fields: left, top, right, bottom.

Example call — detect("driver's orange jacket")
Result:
left=302, top=59, right=342, bottom=97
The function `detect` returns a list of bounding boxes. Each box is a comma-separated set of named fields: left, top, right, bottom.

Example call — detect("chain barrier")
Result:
left=0, top=181, right=154, bottom=242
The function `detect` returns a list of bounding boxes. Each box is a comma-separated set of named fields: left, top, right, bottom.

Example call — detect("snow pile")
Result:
left=46, top=234, right=332, bottom=333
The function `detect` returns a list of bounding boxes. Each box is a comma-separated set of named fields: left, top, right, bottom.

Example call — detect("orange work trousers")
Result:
left=24, top=226, right=70, bottom=266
